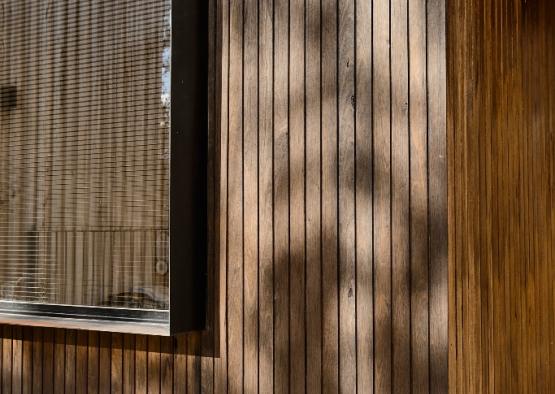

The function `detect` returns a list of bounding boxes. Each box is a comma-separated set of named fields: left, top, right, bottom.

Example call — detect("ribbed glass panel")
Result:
left=0, top=0, right=171, bottom=310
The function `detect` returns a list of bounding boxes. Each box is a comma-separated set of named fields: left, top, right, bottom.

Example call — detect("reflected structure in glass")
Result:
left=0, top=0, right=171, bottom=311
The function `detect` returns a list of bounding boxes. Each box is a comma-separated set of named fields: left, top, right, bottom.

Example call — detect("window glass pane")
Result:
left=0, top=0, right=171, bottom=310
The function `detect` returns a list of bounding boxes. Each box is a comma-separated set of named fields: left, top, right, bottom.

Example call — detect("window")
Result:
left=0, top=0, right=207, bottom=335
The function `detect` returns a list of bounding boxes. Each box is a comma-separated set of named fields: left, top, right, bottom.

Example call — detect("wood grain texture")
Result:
left=0, top=0, right=448, bottom=392
left=448, top=0, right=555, bottom=393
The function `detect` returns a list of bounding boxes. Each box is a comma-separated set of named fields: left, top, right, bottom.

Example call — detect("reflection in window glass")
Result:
left=0, top=0, right=171, bottom=310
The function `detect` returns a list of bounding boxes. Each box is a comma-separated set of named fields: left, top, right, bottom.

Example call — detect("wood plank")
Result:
left=446, top=0, right=458, bottom=391
left=273, top=0, right=290, bottom=391
left=111, top=333, right=123, bottom=394
left=455, top=4, right=470, bottom=393
left=409, top=0, right=430, bottom=392
left=122, top=335, right=135, bottom=394
left=22, top=327, right=33, bottom=394
left=135, top=335, right=147, bottom=394
left=512, top=3, right=524, bottom=386
left=187, top=334, right=201, bottom=394
left=483, top=5, right=495, bottom=392
left=243, top=0, right=259, bottom=389
left=12, top=327, right=23, bottom=394
left=65, top=330, right=76, bottom=393
left=147, top=336, right=160, bottom=394
left=3, top=307, right=13, bottom=392
left=465, top=1, right=479, bottom=390
left=547, top=6, right=555, bottom=391
left=160, top=337, right=173, bottom=393
left=448, top=0, right=555, bottom=391
left=355, top=0, right=374, bottom=390
left=76, top=330, right=88, bottom=394
left=337, top=0, right=356, bottom=391
left=373, top=0, right=392, bottom=391
left=482, top=5, right=496, bottom=391
left=173, top=336, right=187, bottom=393
left=87, top=331, right=99, bottom=394
left=257, top=0, right=275, bottom=390
left=226, top=0, right=245, bottom=390
left=289, top=0, right=306, bottom=389
left=53, top=330, right=65, bottom=393
left=305, top=0, right=322, bottom=390
left=321, top=0, right=339, bottom=390
left=32, top=328, right=42, bottom=394
left=391, top=0, right=411, bottom=391
left=64, top=330, right=76, bottom=393
left=42, top=329, right=54, bottom=394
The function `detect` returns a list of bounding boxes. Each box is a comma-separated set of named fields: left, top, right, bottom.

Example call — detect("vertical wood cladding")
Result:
left=448, top=0, right=555, bottom=393
left=0, top=0, right=447, bottom=392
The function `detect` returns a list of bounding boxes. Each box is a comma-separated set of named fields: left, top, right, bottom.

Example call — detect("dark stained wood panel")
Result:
left=0, top=0, right=447, bottom=392
left=448, top=0, right=555, bottom=392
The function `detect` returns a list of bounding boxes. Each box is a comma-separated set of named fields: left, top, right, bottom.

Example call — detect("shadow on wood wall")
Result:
left=0, top=0, right=447, bottom=392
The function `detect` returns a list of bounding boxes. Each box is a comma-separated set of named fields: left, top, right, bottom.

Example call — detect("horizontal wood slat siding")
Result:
left=0, top=0, right=447, bottom=392
left=448, top=0, right=555, bottom=392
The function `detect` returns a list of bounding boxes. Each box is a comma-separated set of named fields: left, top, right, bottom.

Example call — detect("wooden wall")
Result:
left=0, top=0, right=447, bottom=392
left=448, top=0, right=555, bottom=393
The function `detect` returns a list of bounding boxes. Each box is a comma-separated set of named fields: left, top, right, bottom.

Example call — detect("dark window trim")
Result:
left=169, top=0, right=209, bottom=334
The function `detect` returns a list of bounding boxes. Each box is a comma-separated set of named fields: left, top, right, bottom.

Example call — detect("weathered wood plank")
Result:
left=22, top=327, right=33, bottom=394
left=391, top=0, right=411, bottom=391
left=111, top=333, right=123, bottom=394
left=160, top=337, right=173, bottom=393
left=273, top=0, right=290, bottom=391
left=53, top=330, right=65, bottom=393
left=186, top=334, right=201, bottom=394
left=373, top=0, right=392, bottom=390
left=76, top=330, right=88, bottom=393
left=32, top=328, right=42, bottom=394
left=122, top=335, right=135, bottom=394
left=12, top=327, right=23, bottom=394
left=289, top=0, right=306, bottom=388
left=87, top=332, right=99, bottom=393
left=173, top=336, right=187, bottom=393
left=355, top=0, right=374, bottom=390
left=134, top=335, right=147, bottom=394
left=258, top=0, right=274, bottom=390
left=2, top=326, right=12, bottom=393
left=42, top=329, right=54, bottom=394
left=338, top=0, right=356, bottom=391
left=409, top=0, right=430, bottom=392
left=227, top=0, right=245, bottom=391
left=305, top=0, right=322, bottom=390
left=321, top=0, right=339, bottom=391
left=147, top=336, right=160, bottom=393
left=65, top=330, right=76, bottom=393
left=243, top=0, right=259, bottom=389
left=99, top=333, right=111, bottom=393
